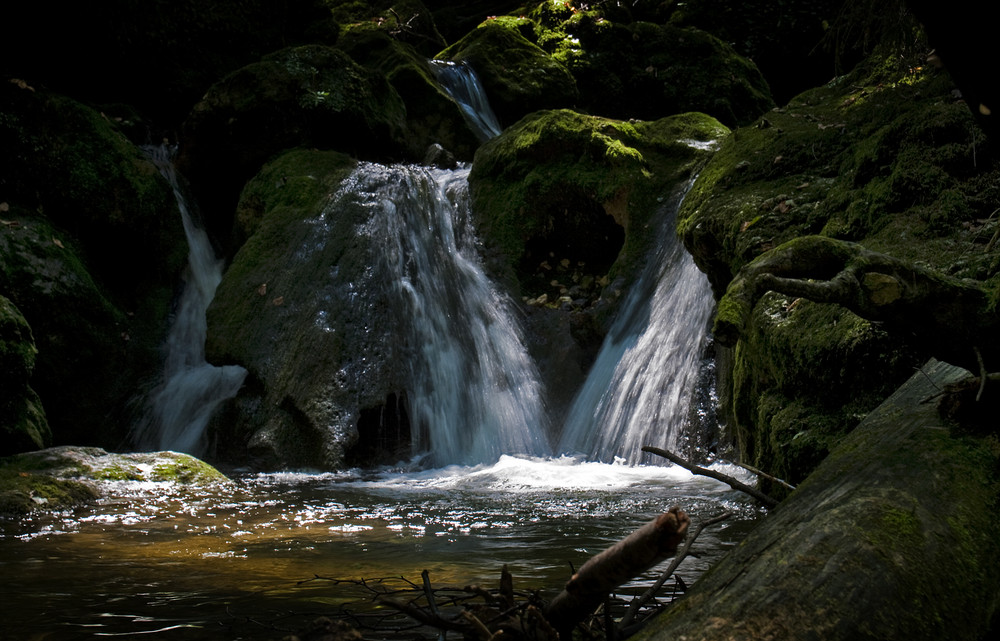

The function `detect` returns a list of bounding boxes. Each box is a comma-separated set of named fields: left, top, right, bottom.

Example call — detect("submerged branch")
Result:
left=723, top=459, right=797, bottom=492
left=641, top=446, right=779, bottom=508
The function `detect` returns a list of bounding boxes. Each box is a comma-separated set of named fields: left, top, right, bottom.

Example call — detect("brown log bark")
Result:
left=630, top=360, right=1000, bottom=641
left=713, top=235, right=999, bottom=373
left=545, top=507, right=690, bottom=639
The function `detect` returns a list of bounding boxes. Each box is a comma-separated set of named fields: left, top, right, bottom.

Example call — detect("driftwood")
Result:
left=713, top=235, right=999, bottom=373
left=631, top=360, right=1000, bottom=641
left=618, top=512, right=732, bottom=633
left=545, top=507, right=690, bottom=640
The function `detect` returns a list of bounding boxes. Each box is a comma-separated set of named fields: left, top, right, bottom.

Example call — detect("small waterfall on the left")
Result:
left=135, top=143, right=247, bottom=455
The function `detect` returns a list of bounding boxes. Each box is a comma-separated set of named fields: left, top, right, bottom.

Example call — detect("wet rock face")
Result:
left=205, top=150, right=411, bottom=470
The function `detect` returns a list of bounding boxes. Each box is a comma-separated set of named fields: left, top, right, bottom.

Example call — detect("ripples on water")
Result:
left=0, top=456, right=764, bottom=640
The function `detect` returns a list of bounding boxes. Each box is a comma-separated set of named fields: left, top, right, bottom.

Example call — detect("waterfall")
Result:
left=558, top=179, right=715, bottom=464
left=135, top=144, right=247, bottom=455
left=336, top=162, right=549, bottom=466
left=429, top=60, right=503, bottom=141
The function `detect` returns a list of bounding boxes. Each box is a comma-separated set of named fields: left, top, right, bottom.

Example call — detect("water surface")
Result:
left=0, top=456, right=762, bottom=640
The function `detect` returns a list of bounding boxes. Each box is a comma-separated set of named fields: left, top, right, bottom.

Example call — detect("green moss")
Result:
left=436, top=18, right=579, bottom=124
left=676, top=48, right=1000, bottom=481
left=0, top=456, right=98, bottom=515
left=469, top=109, right=726, bottom=292
left=235, top=149, right=356, bottom=241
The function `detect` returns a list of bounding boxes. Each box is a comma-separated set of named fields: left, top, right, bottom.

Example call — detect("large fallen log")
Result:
left=632, top=360, right=1000, bottom=641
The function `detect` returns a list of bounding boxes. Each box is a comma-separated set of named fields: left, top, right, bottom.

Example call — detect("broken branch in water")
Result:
left=723, top=459, right=796, bottom=492
left=545, top=507, right=690, bottom=640
left=618, top=511, right=732, bottom=632
left=641, top=446, right=779, bottom=508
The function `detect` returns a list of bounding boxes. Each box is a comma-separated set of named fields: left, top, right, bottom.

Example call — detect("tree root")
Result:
left=713, top=235, right=998, bottom=374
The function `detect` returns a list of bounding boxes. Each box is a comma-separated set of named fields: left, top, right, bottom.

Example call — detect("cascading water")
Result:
left=332, top=162, right=549, bottom=465
left=558, top=179, right=716, bottom=463
left=135, top=144, right=247, bottom=455
left=429, top=60, right=503, bottom=141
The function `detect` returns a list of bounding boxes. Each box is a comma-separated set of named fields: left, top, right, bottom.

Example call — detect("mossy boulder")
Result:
left=0, top=83, right=186, bottom=449
left=678, top=51, right=1000, bottom=482
left=731, top=294, right=918, bottom=485
left=0, top=82, right=185, bottom=300
left=334, top=26, right=481, bottom=161
left=525, top=5, right=775, bottom=127
left=205, top=149, right=413, bottom=469
left=0, top=296, right=50, bottom=455
left=329, top=0, right=447, bottom=57
left=469, top=109, right=728, bottom=301
left=437, top=18, right=580, bottom=127
left=178, top=45, right=409, bottom=246
left=0, top=446, right=228, bottom=515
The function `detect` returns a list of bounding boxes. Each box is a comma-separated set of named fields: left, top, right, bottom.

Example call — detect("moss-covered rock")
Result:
left=437, top=18, right=580, bottom=127
left=329, top=0, right=447, bottom=57
left=0, top=295, right=50, bottom=455
left=531, top=7, right=775, bottom=127
left=0, top=82, right=186, bottom=300
left=0, top=446, right=228, bottom=516
left=0, top=83, right=186, bottom=448
left=178, top=45, right=409, bottom=246
left=334, top=26, right=481, bottom=161
left=469, top=109, right=728, bottom=300
left=679, top=50, right=1000, bottom=482
left=468, top=108, right=727, bottom=423
left=206, top=149, right=415, bottom=469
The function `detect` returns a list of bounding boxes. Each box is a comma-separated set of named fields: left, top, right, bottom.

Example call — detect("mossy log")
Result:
left=713, top=235, right=999, bottom=373
left=633, top=360, right=1000, bottom=641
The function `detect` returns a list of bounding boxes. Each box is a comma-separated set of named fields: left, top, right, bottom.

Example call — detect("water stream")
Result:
left=0, top=458, right=762, bottom=640
left=429, top=60, right=503, bottom=141
left=558, top=179, right=716, bottom=464
left=133, top=144, right=247, bottom=456
left=351, top=162, right=549, bottom=465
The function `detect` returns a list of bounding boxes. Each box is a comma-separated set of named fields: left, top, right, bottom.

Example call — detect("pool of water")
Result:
left=0, top=455, right=764, bottom=640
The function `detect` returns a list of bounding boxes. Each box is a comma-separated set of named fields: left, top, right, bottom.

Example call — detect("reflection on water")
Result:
left=0, top=456, right=763, bottom=640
